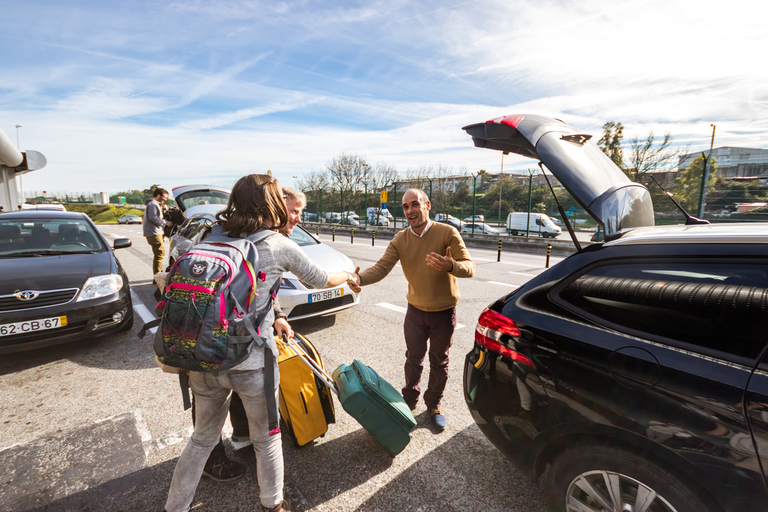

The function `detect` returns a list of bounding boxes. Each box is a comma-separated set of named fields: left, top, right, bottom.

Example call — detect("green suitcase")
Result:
left=332, top=360, right=417, bottom=455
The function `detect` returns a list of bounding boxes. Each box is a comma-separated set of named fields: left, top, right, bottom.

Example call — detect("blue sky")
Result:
left=1, top=0, right=766, bottom=196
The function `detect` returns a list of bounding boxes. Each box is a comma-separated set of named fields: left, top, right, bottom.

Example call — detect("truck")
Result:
left=506, top=212, right=561, bottom=238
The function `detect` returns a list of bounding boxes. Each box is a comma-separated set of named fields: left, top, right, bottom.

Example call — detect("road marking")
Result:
left=131, top=290, right=158, bottom=334
left=376, top=302, right=465, bottom=329
left=489, top=281, right=520, bottom=289
left=509, top=271, right=538, bottom=277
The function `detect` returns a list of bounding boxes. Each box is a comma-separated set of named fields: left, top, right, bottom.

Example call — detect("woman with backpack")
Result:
left=164, top=174, right=355, bottom=512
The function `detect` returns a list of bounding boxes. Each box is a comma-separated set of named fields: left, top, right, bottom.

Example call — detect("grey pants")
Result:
left=164, top=365, right=284, bottom=511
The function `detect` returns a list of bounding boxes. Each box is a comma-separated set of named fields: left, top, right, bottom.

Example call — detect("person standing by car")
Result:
left=347, top=188, right=474, bottom=431
left=221, top=186, right=307, bottom=463
left=143, top=188, right=172, bottom=275
left=164, top=174, right=355, bottom=512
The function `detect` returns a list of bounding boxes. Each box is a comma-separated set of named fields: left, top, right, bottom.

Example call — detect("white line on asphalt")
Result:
left=376, top=302, right=407, bottom=314
left=509, top=271, right=538, bottom=277
left=131, top=290, right=158, bottom=334
left=376, top=302, right=465, bottom=329
left=143, top=427, right=193, bottom=455
left=489, top=281, right=520, bottom=289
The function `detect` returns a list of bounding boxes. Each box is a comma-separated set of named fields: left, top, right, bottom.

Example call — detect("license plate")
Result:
left=0, top=316, right=68, bottom=337
left=308, top=288, right=343, bottom=303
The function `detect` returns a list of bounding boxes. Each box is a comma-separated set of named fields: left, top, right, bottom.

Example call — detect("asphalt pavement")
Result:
left=0, top=224, right=557, bottom=512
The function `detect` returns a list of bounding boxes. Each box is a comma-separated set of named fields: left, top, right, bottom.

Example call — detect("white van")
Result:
left=367, top=207, right=394, bottom=222
left=506, top=212, right=561, bottom=238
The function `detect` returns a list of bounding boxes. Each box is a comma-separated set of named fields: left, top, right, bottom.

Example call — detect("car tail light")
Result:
left=475, top=308, right=535, bottom=368
left=487, top=114, right=524, bottom=128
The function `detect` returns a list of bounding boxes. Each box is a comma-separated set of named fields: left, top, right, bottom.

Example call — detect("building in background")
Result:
left=678, top=147, right=768, bottom=182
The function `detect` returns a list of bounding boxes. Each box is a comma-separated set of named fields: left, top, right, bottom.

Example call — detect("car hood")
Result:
left=0, top=251, right=114, bottom=295
left=463, top=114, right=654, bottom=239
left=283, top=243, right=354, bottom=283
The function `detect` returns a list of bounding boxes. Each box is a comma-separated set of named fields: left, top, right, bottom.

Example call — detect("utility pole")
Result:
left=499, top=153, right=504, bottom=225
left=698, top=124, right=716, bottom=218
left=527, top=169, right=534, bottom=237
left=472, top=173, right=478, bottom=234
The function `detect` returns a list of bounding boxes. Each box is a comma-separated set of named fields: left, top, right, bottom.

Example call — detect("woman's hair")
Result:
left=215, top=174, right=288, bottom=235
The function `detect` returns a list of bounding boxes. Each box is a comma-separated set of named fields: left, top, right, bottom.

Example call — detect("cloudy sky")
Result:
left=1, top=0, right=766, bottom=196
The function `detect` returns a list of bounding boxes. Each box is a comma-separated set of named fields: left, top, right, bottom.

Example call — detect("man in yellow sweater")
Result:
left=348, top=189, right=474, bottom=431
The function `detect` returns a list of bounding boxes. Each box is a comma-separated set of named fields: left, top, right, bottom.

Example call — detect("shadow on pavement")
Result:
left=353, top=425, right=548, bottom=512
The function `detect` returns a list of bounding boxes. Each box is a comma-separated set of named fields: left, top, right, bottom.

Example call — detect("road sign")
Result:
left=380, top=191, right=387, bottom=203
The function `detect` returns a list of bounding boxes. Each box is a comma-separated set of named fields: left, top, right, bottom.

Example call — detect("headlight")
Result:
left=77, top=274, right=124, bottom=301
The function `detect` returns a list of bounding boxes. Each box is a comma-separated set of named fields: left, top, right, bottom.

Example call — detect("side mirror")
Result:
left=113, top=238, right=132, bottom=249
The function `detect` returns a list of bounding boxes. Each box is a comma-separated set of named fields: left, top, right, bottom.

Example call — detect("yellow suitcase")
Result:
left=276, top=333, right=336, bottom=446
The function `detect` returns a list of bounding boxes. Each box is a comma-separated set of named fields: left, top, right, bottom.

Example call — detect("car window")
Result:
left=175, top=190, right=229, bottom=211
left=0, top=217, right=105, bottom=255
left=289, top=226, right=319, bottom=246
left=557, top=261, right=768, bottom=360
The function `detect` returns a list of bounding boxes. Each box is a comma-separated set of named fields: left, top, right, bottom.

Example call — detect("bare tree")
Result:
left=627, top=131, right=687, bottom=181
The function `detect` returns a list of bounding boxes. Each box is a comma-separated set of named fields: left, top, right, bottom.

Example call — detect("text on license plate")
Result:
left=308, top=288, right=343, bottom=303
left=0, top=316, right=68, bottom=337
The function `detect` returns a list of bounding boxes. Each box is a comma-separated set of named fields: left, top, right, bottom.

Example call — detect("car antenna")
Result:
left=538, top=162, right=582, bottom=252
left=648, top=175, right=709, bottom=225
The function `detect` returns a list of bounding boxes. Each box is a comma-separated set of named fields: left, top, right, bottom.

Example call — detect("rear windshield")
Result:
left=175, top=190, right=229, bottom=211
left=0, top=218, right=105, bottom=256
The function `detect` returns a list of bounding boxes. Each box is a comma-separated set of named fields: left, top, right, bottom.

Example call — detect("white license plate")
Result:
left=0, top=316, right=68, bottom=337
left=308, top=288, right=343, bottom=304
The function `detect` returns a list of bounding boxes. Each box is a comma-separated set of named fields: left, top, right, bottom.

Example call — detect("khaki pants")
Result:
left=146, top=235, right=165, bottom=275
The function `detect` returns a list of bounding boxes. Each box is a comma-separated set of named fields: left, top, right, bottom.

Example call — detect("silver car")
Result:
left=168, top=185, right=359, bottom=320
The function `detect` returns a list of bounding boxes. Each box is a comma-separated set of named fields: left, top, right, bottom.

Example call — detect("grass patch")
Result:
left=64, top=203, right=144, bottom=224
left=92, top=208, right=144, bottom=224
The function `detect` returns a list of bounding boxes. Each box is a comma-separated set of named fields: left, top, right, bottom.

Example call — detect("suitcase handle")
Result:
left=281, top=333, right=339, bottom=397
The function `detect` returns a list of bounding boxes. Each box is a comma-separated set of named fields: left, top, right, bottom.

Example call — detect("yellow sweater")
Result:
left=359, top=222, right=475, bottom=311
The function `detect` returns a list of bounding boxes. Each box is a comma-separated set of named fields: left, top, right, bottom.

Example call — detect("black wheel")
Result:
left=511, top=230, right=518, bottom=236
left=546, top=445, right=715, bottom=512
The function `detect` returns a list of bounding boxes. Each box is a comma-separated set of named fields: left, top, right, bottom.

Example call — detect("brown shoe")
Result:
left=263, top=496, right=292, bottom=512
left=202, top=456, right=246, bottom=482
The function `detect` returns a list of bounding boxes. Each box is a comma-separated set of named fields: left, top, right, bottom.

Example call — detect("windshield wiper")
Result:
left=6, top=250, right=97, bottom=257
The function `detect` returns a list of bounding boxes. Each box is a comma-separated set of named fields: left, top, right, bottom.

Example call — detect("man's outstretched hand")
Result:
left=426, top=246, right=454, bottom=272
left=347, top=267, right=362, bottom=293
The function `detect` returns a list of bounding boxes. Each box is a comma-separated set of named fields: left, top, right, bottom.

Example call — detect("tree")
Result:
left=597, top=121, right=624, bottom=168
left=674, top=154, right=717, bottom=212
left=626, top=131, right=687, bottom=181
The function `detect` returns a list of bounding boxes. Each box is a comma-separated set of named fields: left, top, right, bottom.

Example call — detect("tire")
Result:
left=511, top=230, right=518, bottom=236
left=546, top=444, right=715, bottom=512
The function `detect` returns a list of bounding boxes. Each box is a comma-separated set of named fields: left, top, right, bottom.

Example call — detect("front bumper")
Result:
left=0, top=290, right=133, bottom=354
left=277, top=283, right=359, bottom=320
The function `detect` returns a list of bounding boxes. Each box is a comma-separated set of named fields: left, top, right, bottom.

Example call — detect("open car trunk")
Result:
left=462, top=114, right=655, bottom=240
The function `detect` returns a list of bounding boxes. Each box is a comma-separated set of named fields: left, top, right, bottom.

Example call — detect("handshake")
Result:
left=345, top=267, right=362, bottom=293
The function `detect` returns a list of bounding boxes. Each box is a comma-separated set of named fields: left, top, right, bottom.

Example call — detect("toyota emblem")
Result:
left=15, top=290, right=39, bottom=301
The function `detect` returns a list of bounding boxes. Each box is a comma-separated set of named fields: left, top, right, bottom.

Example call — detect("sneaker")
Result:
left=202, top=456, right=246, bottom=482
left=407, top=402, right=417, bottom=412
left=263, top=496, right=292, bottom=512
left=429, top=408, right=446, bottom=431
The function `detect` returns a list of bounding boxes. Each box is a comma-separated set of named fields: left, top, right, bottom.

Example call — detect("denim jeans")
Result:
left=165, top=364, right=283, bottom=511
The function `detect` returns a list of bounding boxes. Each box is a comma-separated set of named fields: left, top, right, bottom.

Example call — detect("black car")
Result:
left=0, top=211, right=133, bottom=353
left=462, top=114, right=768, bottom=512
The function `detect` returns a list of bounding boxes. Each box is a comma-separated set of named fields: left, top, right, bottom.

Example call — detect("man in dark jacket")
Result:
left=143, top=188, right=171, bottom=275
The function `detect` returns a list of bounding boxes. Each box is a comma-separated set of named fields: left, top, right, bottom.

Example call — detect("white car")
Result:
left=168, top=185, right=359, bottom=320
left=463, top=215, right=485, bottom=223
left=461, top=223, right=500, bottom=235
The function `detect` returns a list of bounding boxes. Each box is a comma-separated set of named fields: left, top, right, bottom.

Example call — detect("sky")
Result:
left=1, top=0, right=766, bottom=197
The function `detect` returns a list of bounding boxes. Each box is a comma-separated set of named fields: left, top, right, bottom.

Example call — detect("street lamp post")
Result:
left=363, top=182, right=368, bottom=228
left=698, top=124, right=716, bottom=218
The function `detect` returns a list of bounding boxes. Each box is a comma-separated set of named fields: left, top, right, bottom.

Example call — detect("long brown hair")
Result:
left=216, top=174, right=288, bottom=235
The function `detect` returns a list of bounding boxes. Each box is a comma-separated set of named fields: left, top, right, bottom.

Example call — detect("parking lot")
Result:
left=0, top=224, right=563, bottom=512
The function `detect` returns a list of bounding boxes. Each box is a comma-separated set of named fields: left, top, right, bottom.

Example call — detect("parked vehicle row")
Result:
left=462, top=113, right=768, bottom=512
